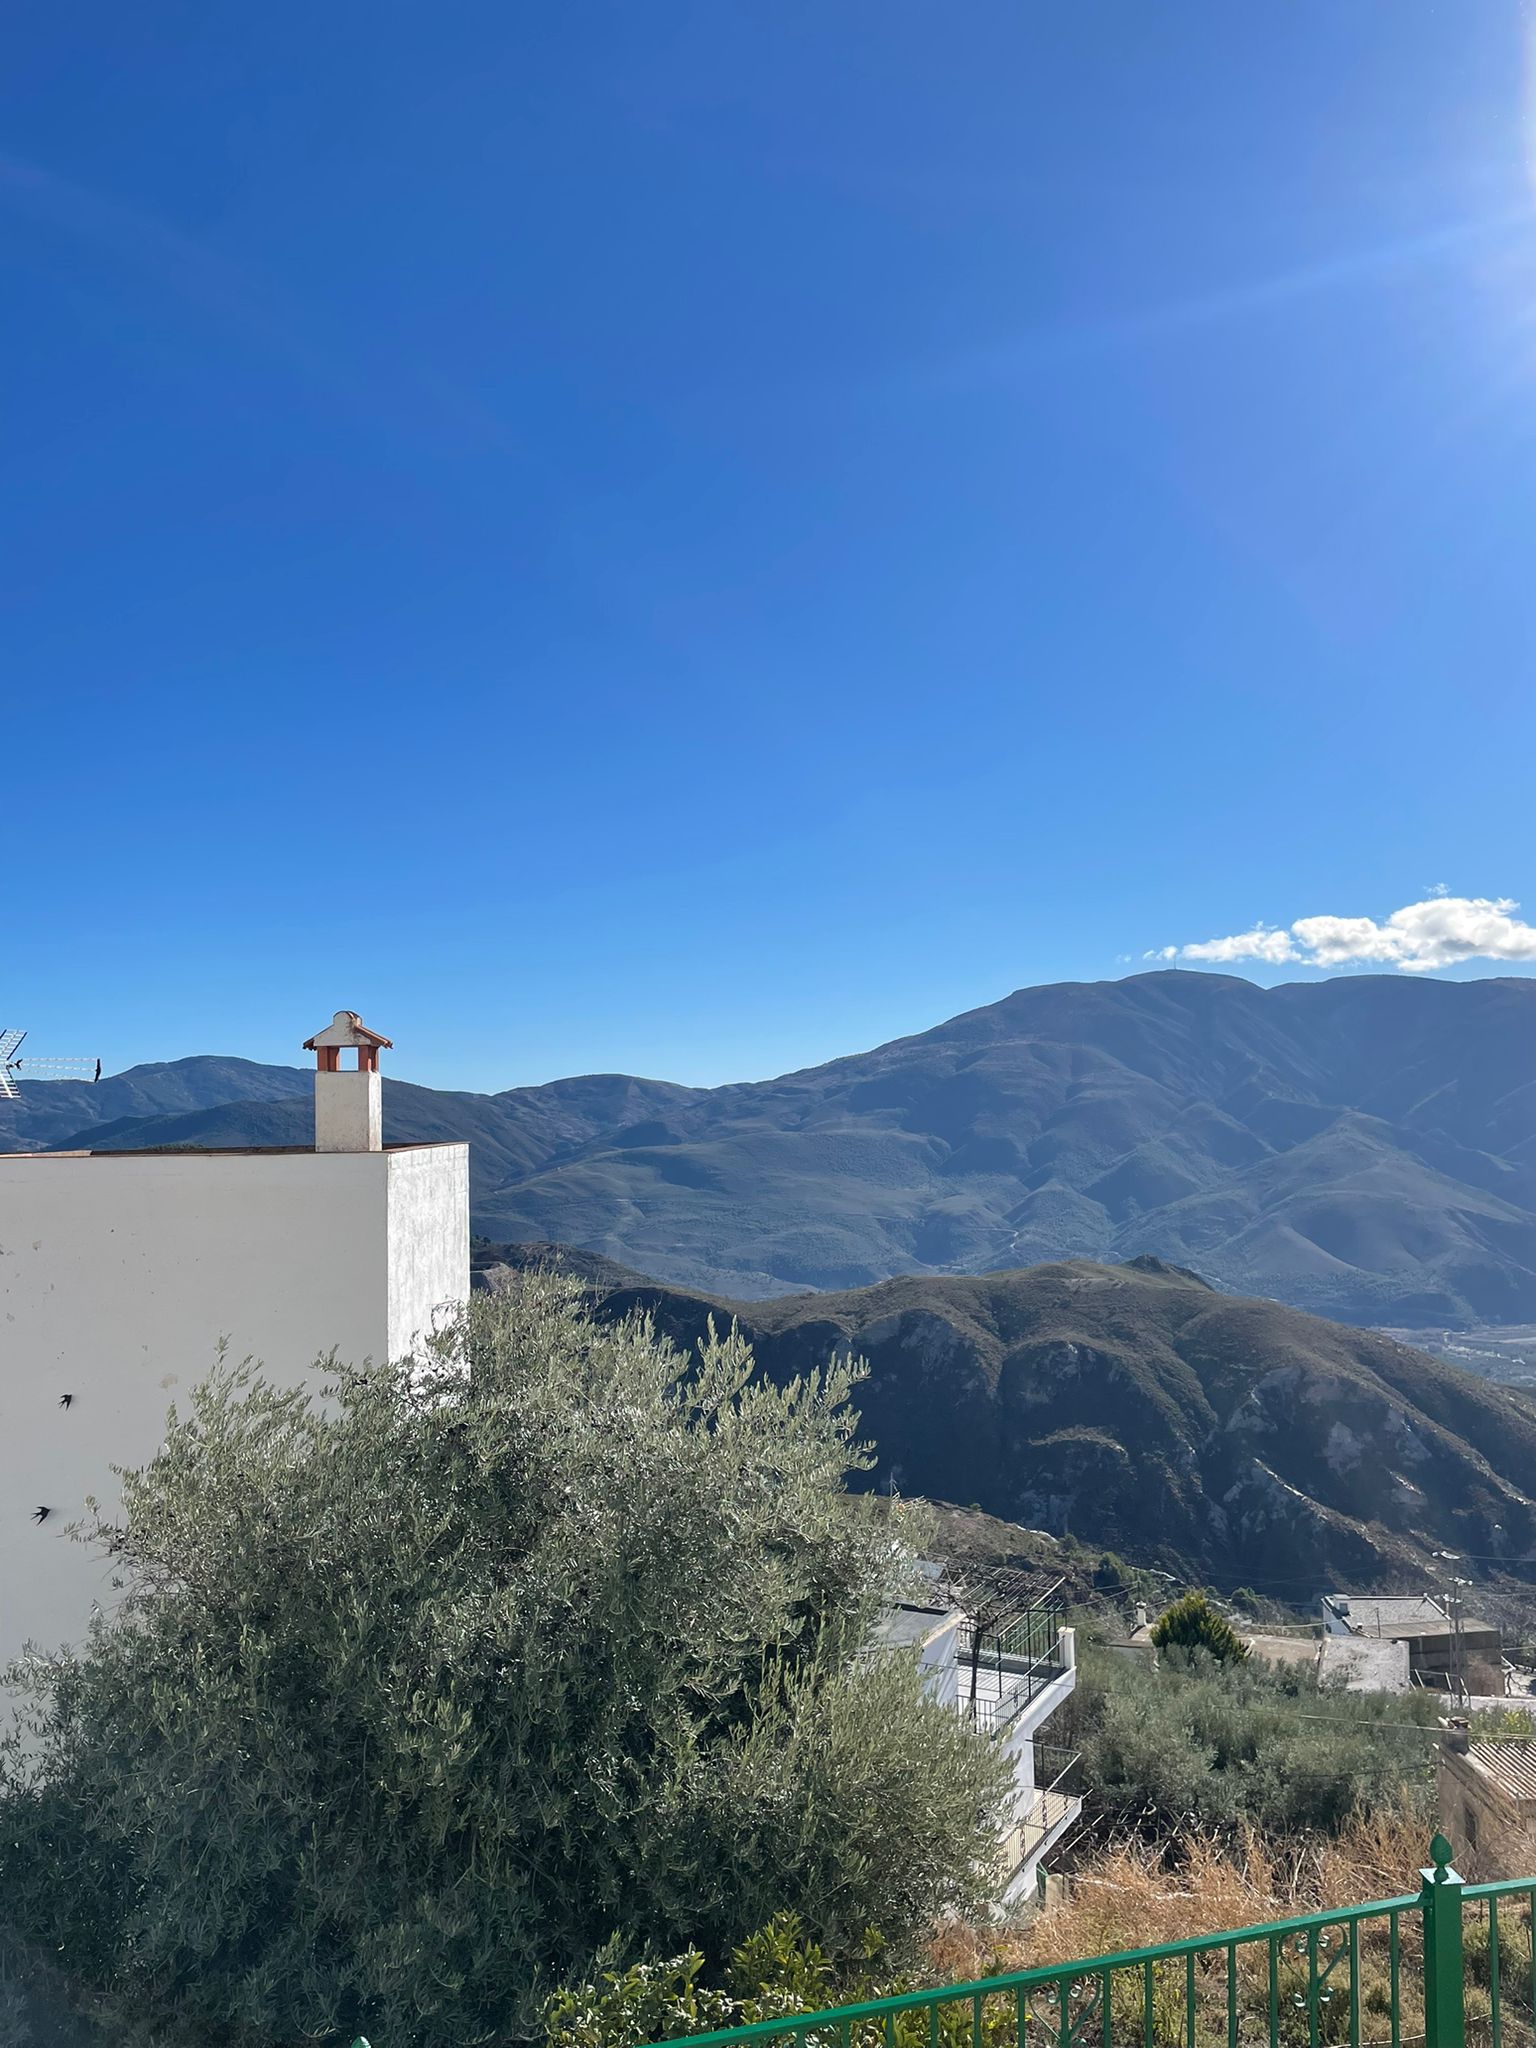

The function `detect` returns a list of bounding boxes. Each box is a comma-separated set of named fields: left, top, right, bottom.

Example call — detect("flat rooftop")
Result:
left=1325, top=1593, right=1449, bottom=1636
left=1244, top=1634, right=1324, bottom=1673
left=1320, top=1635, right=1411, bottom=1692
left=868, top=1602, right=962, bottom=1654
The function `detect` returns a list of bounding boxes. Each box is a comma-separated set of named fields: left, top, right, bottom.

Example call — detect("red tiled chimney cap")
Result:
left=302, top=1009, right=394, bottom=1052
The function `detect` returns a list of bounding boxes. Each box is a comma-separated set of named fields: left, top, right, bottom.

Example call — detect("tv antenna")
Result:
left=0, top=1029, right=102, bottom=1100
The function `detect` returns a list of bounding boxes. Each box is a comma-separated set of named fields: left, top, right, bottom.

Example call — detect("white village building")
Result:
left=873, top=1566, right=1080, bottom=1905
left=1321, top=1590, right=1505, bottom=1699
left=0, top=1013, right=469, bottom=1673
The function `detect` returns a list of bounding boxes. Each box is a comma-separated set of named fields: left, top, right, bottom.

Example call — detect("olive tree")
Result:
left=0, top=1275, right=1008, bottom=2048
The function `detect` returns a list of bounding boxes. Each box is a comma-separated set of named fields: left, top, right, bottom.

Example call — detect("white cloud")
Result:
left=1181, top=925, right=1300, bottom=965
left=1153, top=896, right=1536, bottom=975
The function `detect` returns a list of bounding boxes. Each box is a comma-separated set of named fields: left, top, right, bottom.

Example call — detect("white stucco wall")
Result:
left=918, top=1613, right=963, bottom=1708
left=387, top=1144, right=470, bottom=1358
left=0, top=1143, right=469, bottom=1667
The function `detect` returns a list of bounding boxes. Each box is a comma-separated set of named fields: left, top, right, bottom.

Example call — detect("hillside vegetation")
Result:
left=472, top=1247, right=1536, bottom=1589
left=6, top=970, right=1535, bottom=1325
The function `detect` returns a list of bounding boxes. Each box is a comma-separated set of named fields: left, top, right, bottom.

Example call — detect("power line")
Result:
left=1079, top=1564, right=1452, bottom=1598
left=1078, top=1683, right=1536, bottom=1738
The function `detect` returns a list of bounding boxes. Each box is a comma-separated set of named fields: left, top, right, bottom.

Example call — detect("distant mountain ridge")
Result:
left=472, top=1246, right=1536, bottom=1590
left=4, top=970, right=1533, bottom=1326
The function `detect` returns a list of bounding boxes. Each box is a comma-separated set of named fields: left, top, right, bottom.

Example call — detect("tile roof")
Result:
left=1469, top=1741, right=1536, bottom=1802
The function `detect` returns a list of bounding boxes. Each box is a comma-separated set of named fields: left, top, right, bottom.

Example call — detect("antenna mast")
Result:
left=0, top=1030, right=102, bottom=1100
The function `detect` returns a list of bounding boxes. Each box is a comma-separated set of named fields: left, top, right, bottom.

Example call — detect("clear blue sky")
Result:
left=5, top=4, right=1534, bottom=1090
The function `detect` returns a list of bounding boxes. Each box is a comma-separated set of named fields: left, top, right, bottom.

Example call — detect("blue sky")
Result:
left=4, top=4, right=1535, bottom=1091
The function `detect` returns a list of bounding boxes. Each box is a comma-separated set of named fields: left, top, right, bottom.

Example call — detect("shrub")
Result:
left=1063, top=1646, right=1439, bottom=1838
left=1149, top=1592, right=1248, bottom=1662
left=545, top=1912, right=846, bottom=2048
left=544, top=1949, right=738, bottom=2048
left=0, top=1276, right=1010, bottom=2048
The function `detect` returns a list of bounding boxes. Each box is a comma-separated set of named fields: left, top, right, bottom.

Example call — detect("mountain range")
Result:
left=472, top=1244, right=1536, bottom=1591
left=4, top=970, right=1533, bottom=1327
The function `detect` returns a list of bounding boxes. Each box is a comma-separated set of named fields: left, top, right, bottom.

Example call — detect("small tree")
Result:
left=0, top=1275, right=1009, bottom=2048
left=1149, top=1591, right=1248, bottom=1662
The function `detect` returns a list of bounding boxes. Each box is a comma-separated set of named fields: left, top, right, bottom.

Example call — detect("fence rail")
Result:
left=650, top=1837, right=1505, bottom=2048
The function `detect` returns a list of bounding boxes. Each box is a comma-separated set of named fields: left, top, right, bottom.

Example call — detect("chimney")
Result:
left=1445, top=1716, right=1471, bottom=1756
left=1134, top=1602, right=1149, bottom=1632
left=302, top=1010, right=392, bottom=1153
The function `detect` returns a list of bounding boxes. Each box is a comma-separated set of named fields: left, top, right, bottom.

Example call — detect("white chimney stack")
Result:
left=302, top=1010, right=392, bottom=1153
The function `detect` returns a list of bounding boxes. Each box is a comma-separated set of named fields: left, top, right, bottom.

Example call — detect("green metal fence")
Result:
left=645, top=1837, right=1531, bottom=2048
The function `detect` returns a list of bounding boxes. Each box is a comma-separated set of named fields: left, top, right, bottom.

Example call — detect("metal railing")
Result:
left=649, top=1836, right=1509, bottom=2048
left=1009, top=1745, right=1082, bottom=1860
left=966, top=1671, right=1069, bottom=1735
left=1463, top=1870, right=1536, bottom=2048
left=957, top=1599, right=1071, bottom=1733
left=995, top=1599, right=1068, bottom=1668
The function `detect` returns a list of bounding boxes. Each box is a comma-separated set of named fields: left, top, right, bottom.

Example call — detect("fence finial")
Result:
left=1421, top=1834, right=1466, bottom=2048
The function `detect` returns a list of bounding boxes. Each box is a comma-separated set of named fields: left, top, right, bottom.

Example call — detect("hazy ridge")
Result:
left=5, top=970, right=1533, bottom=1328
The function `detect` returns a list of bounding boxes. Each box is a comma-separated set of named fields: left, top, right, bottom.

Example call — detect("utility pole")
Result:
left=1433, top=1553, right=1468, bottom=1706
left=1452, top=1578, right=1469, bottom=1704
left=1458, top=1572, right=1474, bottom=1703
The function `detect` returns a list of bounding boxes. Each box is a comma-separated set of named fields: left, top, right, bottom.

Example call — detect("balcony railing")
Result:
left=999, top=1791, right=1080, bottom=1877
left=998, top=1744, right=1081, bottom=1875
left=957, top=1596, right=1071, bottom=1733
left=648, top=1834, right=1500, bottom=2048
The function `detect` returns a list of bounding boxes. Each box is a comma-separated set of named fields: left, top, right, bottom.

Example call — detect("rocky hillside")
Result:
left=7, top=970, right=1535, bottom=1326
left=474, top=1245, right=1536, bottom=1591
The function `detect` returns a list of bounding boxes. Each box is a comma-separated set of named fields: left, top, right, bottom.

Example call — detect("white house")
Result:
left=875, top=1566, right=1080, bottom=1907
left=0, top=1012, right=469, bottom=1673
left=1322, top=1590, right=1504, bottom=1699
left=1321, top=1593, right=1448, bottom=1638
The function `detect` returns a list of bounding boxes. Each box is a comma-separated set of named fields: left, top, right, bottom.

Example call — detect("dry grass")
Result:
left=918, top=1807, right=1452, bottom=2048
left=928, top=1800, right=1432, bottom=1987
left=877, top=1804, right=1536, bottom=2048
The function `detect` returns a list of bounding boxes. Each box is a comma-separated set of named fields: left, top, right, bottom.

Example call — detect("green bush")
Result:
left=544, top=1949, right=739, bottom=2048
left=545, top=1911, right=847, bottom=2048
left=1149, top=1592, right=1248, bottom=1662
left=548, top=1912, right=993, bottom=2048
left=0, top=1276, right=1010, bottom=2048
left=0, top=1955, right=34, bottom=2048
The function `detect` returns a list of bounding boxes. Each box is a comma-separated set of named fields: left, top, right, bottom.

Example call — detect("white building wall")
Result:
left=918, top=1615, right=963, bottom=1708
left=994, top=1709, right=1040, bottom=1789
left=387, top=1144, right=470, bottom=1358
left=0, top=1144, right=468, bottom=1667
